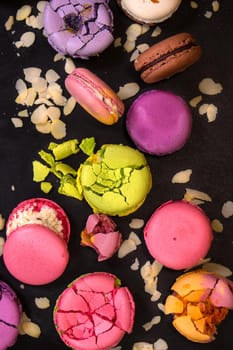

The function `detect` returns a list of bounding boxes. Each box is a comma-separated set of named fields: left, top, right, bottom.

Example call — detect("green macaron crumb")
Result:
left=51, top=139, right=79, bottom=160
left=58, top=174, right=83, bottom=200
left=40, top=181, right=53, bottom=193
left=32, top=160, right=50, bottom=182
left=79, top=136, right=96, bottom=156
left=79, top=144, right=152, bottom=216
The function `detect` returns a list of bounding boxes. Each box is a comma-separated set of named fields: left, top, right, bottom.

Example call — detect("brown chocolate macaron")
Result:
left=134, top=32, right=202, bottom=84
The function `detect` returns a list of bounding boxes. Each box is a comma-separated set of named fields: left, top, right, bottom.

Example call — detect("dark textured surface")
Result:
left=0, top=1, right=233, bottom=349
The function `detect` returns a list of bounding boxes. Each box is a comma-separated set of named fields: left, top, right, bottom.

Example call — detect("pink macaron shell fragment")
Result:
left=81, top=213, right=122, bottom=261
left=6, top=198, right=70, bottom=243
left=54, top=272, right=135, bottom=350
left=144, top=200, right=213, bottom=270
left=43, top=0, right=114, bottom=59
left=0, top=281, right=22, bottom=350
left=126, top=90, right=192, bottom=155
left=3, top=224, right=69, bottom=285
left=210, top=278, right=233, bottom=309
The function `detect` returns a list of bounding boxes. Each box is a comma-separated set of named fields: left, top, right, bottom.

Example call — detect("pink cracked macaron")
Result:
left=144, top=200, right=213, bottom=270
left=0, top=281, right=22, bottom=350
left=126, top=90, right=192, bottom=155
left=3, top=198, right=70, bottom=285
left=54, top=272, right=135, bottom=350
left=65, top=67, right=125, bottom=125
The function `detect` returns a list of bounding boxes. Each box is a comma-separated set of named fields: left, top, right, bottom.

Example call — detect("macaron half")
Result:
left=144, top=200, right=213, bottom=269
left=54, top=272, right=135, bottom=350
left=3, top=198, right=70, bottom=285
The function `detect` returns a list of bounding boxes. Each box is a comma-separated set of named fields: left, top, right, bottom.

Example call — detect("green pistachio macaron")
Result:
left=78, top=144, right=152, bottom=216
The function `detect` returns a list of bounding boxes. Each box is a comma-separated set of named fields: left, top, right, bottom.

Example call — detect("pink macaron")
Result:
left=144, top=200, right=213, bottom=269
left=3, top=198, right=70, bottom=285
left=0, top=281, right=22, bottom=349
left=65, top=67, right=125, bottom=125
left=126, top=90, right=192, bottom=155
left=54, top=272, right=135, bottom=350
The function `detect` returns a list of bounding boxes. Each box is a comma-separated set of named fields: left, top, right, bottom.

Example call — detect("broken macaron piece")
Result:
left=0, top=281, right=22, bottom=350
left=65, top=68, right=125, bottom=125
left=134, top=32, right=202, bottom=84
left=3, top=198, right=70, bottom=285
left=144, top=200, right=213, bottom=269
left=164, top=269, right=233, bottom=342
left=43, top=0, right=114, bottom=59
left=81, top=213, right=122, bottom=261
left=78, top=144, right=152, bottom=216
left=54, top=272, right=135, bottom=350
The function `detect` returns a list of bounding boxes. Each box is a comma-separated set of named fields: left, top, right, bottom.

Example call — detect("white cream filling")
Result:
left=7, top=205, right=63, bottom=238
left=121, top=0, right=182, bottom=23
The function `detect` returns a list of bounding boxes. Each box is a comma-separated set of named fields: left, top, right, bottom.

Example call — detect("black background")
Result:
left=0, top=1, right=233, bottom=349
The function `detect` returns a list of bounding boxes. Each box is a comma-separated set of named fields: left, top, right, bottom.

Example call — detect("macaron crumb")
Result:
left=34, top=297, right=50, bottom=309
left=0, top=214, right=5, bottom=230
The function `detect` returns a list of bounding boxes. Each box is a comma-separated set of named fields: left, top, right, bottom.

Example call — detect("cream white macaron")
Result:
left=117, top=0, right=182, bottom=25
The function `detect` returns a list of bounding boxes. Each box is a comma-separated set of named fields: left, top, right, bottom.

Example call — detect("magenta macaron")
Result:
left=126, top=90, right=192, bottom=155
left=0, top=281, right=22, bottom=350
left=144, top=200, right=213, bottom=270
left=3, top=198, right=70, bottom=285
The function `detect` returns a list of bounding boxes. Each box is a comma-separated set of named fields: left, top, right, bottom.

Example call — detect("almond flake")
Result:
left=201, top=262, right=232, bottom=277
left=171, top=169, right=192, bottom=184
left=0, top=214, right=5, bottom=230
left=118, top=239, right=137, bottom=258
left=32, top=77, right=47, bottom=93
left=143, top=316, right=161, bottom=331
left=189, top=95, right=202, bottom=107
left=212, top=0, right=220, bottom=12
left=130, top=258, right=140, bottom=271
left=204, top=10, right=213, bottom=19
left=151, top=26, right=162, bottom=37
left=141, top=24, right=150, bottom=34
left=15, top=79, right=27, bottom=94
left=123, top=39, right=136, bottom=53
left=37, top=1, right=48, bottom=12
left=221, top=200, right=233, bottom=218
left=206, top=104, right=218, bottom=122
left=117, top=82, right=140, bottom=100
left=26, top=13, right=43, bottom=30
left=34, top=97, right=53, bottom=106
left=0, top=237, right=5, bottom=256
left=64, top=58, right=76, bottom=74
left=114, top=37, right=122, bottom=47
left=137, top=43, right=150, bottom=53
left=198, top=78, right=223, bottom=95
left=153, top=338, right=168, bottom=350
left=53, top=53, right=64, bottom=62
left=63, top=96, right=76, bottom=116
left=45, top=69, right=60, bottom=83
left=16, top=5, right=32, bottom=21
left=16, top=31, right=35, bottom=48
left=129, top=218, right=144, bottom=229
left=126, top=23, right=142, bottom=41
left=50, top=119, right=66, bottom=139
left=31, top=104, right=48, bottom=124
left=130, top=49, right=139, bottom=62
left=190, top=1, right=198, bottom=9
left=15, top=90, right=28, bottom=105
left=11, top=117, right=23, bottom=128
left=211, top=219, right=223, bottom=233
left=5, top=15, right=14, bottom=31
left=133, top=342, right=153, bottom=350
left=47, top=106, right=61, bottom=120
left=22, top=321, right=41, bottom=338
left=157, top=303, right=165, bottom=313
left=129, top=231, right=142, bottom=245
left=24, top=67, right=42, bottom=83
left=24, top=87, right=37, bottom=106
left=18, top=109, right=29, bottom=117
left=35, top=121, right=51, bottom=134
left=35, top=297, right=50, bottom=309
left=184, top=188, right=212, bottom=204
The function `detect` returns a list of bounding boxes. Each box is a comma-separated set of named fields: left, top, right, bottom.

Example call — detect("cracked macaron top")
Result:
left=77, top=144, right=152, bottom=216
left=0, top=281, right=22, bottom=350
left=164, top=270, right=233, bottom=343
left=43, top=0, right=114, bottom=59
left=54, top=272, right=135, bottom=350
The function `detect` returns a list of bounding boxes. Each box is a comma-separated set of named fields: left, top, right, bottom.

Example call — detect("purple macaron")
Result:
left=43, top=0, right=114, bottom=59
left=126, top=90, right=192, bottom=155
left=0, top=281, right=22, bottom=350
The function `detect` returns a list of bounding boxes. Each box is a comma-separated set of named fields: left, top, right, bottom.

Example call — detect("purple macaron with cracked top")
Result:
left=0, top=281, right=22, bottom=350
left=43, top=0, right=114, bottom=59
left=126, top=90, right=192, bottom=155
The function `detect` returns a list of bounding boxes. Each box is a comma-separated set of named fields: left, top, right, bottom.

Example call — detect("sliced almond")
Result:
left=5, top=15, right=14, bottom=31
left=198, top=78, right=223, bottom=95
left=171, top=169, right=192, bottom=184
left=129, top=231, right=142, bottom=245
left=15, top=78, right=27, bottom=94
left=11, top=117, right=23, bottom=128
left=35, top=121, right=52, bottom=134
left=117, top=82, right=140, bottom=100
left=32, top=77, right=47, bottom=93
left=221, top=200, right=233, bottom=218
left=18, top=109, right=29, bottom=117
left=123, top=39, right=136, bottom=53
left=212, top=0, right=220, bottom=12
left=16, top=5, right=32, bottom=21
left=37, top=1, right=48, bottom=12
left=16, top=31, right=36, bottom=48
left=132, top=342, right=153, bottom=350
left=190, top=1, right=198, bottom=9
left=50, top=119, right=66, bottom=139
left=153, top=338, right=168, bottom=350
left=211, top=218, right=223, bottom=233
left=126, top=23, right=142, bottom=41
left=35, top=297, right=50, bottom=309
left=26, top=13, right=43, bottom=30
left=130, top=258, right=140, bottom=271
left=184, top=188, right=212, bottom=204
left=143, top=316, right=161, bottom=331
left=189, top=95, right=202, bottom=107
left=24, top=67, right=42, bottom=83
left=31, top=104, right=48, bottom=124
left=118, top=239, right=137, bottom=258
left=47, top=106, right=61, bottom=120
left=201, top=262, right=232, bottom=277
left=45, top=69, right=60, bottom=83
left=34, top=97, right=53, bottom=106
left=130, top=49, right=139, bottom=62
left=129, top=218, right=144, bottom=229
left=114, top=37, right=122, bottom=48
left=53, top=53, right=64, bottom=62
left=64, top=58, right=76, bottom=74
left=206, top=104, right=218, bottom=122
left=22, top=321, right=41, bottom=338
left=24, top=87, right=37, bottom=106
left=0, top=215, right=6, bottom=230
left=63, top=96, right=76, bottom=116
left=151, top=26, right=162, bottom=37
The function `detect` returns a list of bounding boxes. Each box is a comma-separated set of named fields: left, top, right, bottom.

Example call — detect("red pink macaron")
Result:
left=3, top=198, right=70, bottom=285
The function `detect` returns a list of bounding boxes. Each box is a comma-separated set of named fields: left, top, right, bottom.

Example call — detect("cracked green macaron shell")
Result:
left=78, top=144, right=152, bottom=216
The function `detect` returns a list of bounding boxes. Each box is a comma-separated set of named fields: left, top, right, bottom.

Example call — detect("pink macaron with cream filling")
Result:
left=144, top=200, right=213, bottom=269
left=65, top=68, right=125, bottom=125
left=54, top=272, right=135, bottom=350
left=126, top=90, right=192, bottom=155
left=3, top=198, right=70, bottom=285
